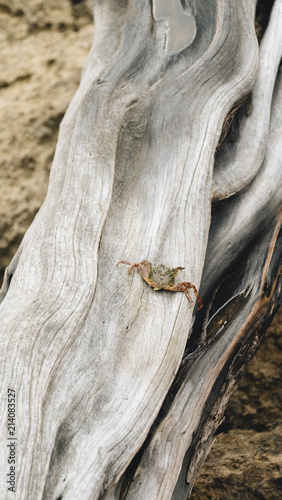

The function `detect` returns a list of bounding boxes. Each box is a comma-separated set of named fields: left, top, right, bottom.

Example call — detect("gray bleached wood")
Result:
left=212, top=0, right=282, bottom=201
left=203, top=62, right=282, bottom=301
left=0, top=0, right=281, bottom=499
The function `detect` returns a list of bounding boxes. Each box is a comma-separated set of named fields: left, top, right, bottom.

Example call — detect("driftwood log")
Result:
left=1, top=0, right=281, bottom=498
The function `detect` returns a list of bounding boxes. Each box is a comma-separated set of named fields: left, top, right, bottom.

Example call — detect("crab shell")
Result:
left=149, top=265, right=175, bottom=288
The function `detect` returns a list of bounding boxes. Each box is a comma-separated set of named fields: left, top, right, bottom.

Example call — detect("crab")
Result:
left=117, top=259, right=203, bottom=309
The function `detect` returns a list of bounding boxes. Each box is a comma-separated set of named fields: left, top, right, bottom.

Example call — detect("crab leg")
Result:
left=167, top=282, right=203, bottom=310
left=117, top=260, right=140, bottom=274
left=117, top=260, right=152, bottom=280
left=173, top=266, right=185, bottom=277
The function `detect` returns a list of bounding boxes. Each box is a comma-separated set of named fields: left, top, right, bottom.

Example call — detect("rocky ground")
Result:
left=0, top=0, right=94, bottom=272
left=191, top=310, right=282, bottom=500
left=0, top=2, right=281, bottom=498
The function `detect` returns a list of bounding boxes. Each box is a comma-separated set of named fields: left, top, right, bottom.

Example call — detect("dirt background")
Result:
left=0, top=1, right=281, bottom=498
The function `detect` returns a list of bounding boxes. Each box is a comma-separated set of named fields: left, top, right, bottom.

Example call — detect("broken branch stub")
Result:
left=0, top=0, right=281, bottom=499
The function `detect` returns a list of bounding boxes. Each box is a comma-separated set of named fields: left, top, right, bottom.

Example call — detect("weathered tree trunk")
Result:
left=1, top=0, right=281, bottom=498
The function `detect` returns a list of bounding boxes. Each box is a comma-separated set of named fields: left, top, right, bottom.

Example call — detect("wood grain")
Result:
left=0, top=1, right=281, bottom=498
